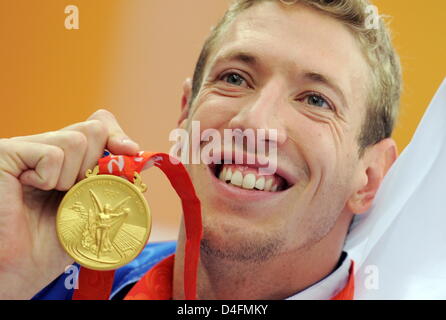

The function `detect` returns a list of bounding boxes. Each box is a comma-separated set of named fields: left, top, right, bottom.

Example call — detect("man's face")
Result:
left=185, top=2, right=371, bottom=262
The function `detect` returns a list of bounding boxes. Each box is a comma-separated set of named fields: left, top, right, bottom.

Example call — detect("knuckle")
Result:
left=46, top=145, right=65, bottom=166
left=0, top=138, right=10, bottom=152
left=65, top=131, right=87, bottom=152
left=40, top=146, right=64, bottom=190
left=44, top=131, right=59, bottom=140
left=90, top=108, right=115, bottom=121
left=84, top=119, right=108, bottom=139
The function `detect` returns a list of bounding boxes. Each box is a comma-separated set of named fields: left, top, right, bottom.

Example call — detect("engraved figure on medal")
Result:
left=76, top=190, right=130, bottom=262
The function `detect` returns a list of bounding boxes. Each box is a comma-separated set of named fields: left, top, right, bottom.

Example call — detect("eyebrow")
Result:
left=214, top=51, right=259, bottom=68
left=213, top=51, right=349, bottom=109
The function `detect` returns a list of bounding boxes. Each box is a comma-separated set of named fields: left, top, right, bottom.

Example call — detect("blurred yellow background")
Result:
left=1, top=0, right=445, bottom=241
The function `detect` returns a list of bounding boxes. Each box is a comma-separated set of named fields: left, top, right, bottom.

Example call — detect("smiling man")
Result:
left=172, top=0, right=400, bottom=300
left=0, top=0, right=401, bottom=300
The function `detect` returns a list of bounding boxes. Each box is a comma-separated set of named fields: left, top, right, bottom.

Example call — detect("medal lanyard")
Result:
left=72, top=152, right=202, bottom=300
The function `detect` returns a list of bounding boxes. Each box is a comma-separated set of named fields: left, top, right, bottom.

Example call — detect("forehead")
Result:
left=206, top=1, right=370, bottom=113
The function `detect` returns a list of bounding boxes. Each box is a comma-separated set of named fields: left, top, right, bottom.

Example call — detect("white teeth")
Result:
left=255, top=176, right=265, bottom=190
left=242, top=174, right=256, bottom=190
left=264, top=179, right=273, bottom=192
left=230, top=171, right=243, bottom=187
left=219, top=167, right=227, bottom=181
left=225, top=168, right=233, bottom=181
left=218, top=166, right=281, bottom=193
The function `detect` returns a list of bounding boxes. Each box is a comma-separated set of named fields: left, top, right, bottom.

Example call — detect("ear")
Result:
left=347, top=138, right=398, bottom=214
left=178, top=78, right=193, bottom=128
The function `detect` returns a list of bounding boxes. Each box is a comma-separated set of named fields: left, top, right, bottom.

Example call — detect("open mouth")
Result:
left=211, top=163, right=291, bottom=192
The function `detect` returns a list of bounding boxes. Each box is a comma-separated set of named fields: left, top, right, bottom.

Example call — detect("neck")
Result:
left=172, top=218, right=348, bottom=300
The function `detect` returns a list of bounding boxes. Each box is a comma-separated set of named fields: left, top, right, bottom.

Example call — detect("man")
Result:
left=0, top=0, right=401, bottom=299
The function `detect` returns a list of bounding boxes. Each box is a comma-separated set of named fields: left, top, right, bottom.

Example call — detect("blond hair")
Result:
left=190, top=0, right=402, bottom=154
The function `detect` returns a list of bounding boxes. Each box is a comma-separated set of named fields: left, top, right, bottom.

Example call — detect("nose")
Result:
left=228, top=81, right=287, bottom=145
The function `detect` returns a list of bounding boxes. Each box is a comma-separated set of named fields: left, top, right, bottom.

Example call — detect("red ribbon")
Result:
left=72, top=152, right=202, bottom=300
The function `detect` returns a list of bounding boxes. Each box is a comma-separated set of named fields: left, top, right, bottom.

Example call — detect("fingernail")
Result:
left=121, top=138, right=140, bottom=149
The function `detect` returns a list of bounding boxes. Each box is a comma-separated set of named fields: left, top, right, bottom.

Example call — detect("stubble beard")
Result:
left=199, top=212, right=286, bottom=266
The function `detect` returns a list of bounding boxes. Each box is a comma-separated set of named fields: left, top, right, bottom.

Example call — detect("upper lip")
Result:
left=204, top=148, right=298, bottom=187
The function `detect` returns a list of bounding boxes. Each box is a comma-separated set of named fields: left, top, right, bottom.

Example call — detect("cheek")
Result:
left=307, top=147, right=358, bottom=217
left=190, top=90, right=242, bottom=131
left=285, top=114, right=339, bottom=177
left=283, top=106, right=358, bottom=180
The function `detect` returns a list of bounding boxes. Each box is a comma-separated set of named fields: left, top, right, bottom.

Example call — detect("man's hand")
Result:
left=0, top=110, right=139, bottom=299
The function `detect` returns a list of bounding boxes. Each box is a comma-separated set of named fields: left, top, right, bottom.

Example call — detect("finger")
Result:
left=87, top=109, right=140, bottom=156
left=0, top=140, right=64, bottom=191
left=60, top=120, right=108, bottom=181
left=10, top=131, right=88, bottom=191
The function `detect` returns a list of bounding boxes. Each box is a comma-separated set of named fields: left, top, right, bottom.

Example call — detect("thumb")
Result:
left=88, top=109, right=140, bottom=155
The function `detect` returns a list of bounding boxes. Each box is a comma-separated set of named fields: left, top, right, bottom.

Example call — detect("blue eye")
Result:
left=305, top=94, right=330, bottom=108
left=222, top=73, right=246, bottom=86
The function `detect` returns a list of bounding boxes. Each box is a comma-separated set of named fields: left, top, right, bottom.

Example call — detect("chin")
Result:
left=199, top=209, right=287, bottom=264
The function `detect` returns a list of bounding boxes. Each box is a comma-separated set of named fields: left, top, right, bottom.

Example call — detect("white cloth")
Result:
left=286, top=252, right=351, bottom=300
left=345, top=78, right=446, bottom=299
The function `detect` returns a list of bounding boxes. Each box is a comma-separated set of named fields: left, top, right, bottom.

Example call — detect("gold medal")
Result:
left=56, top=166, right=151, bottom=271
